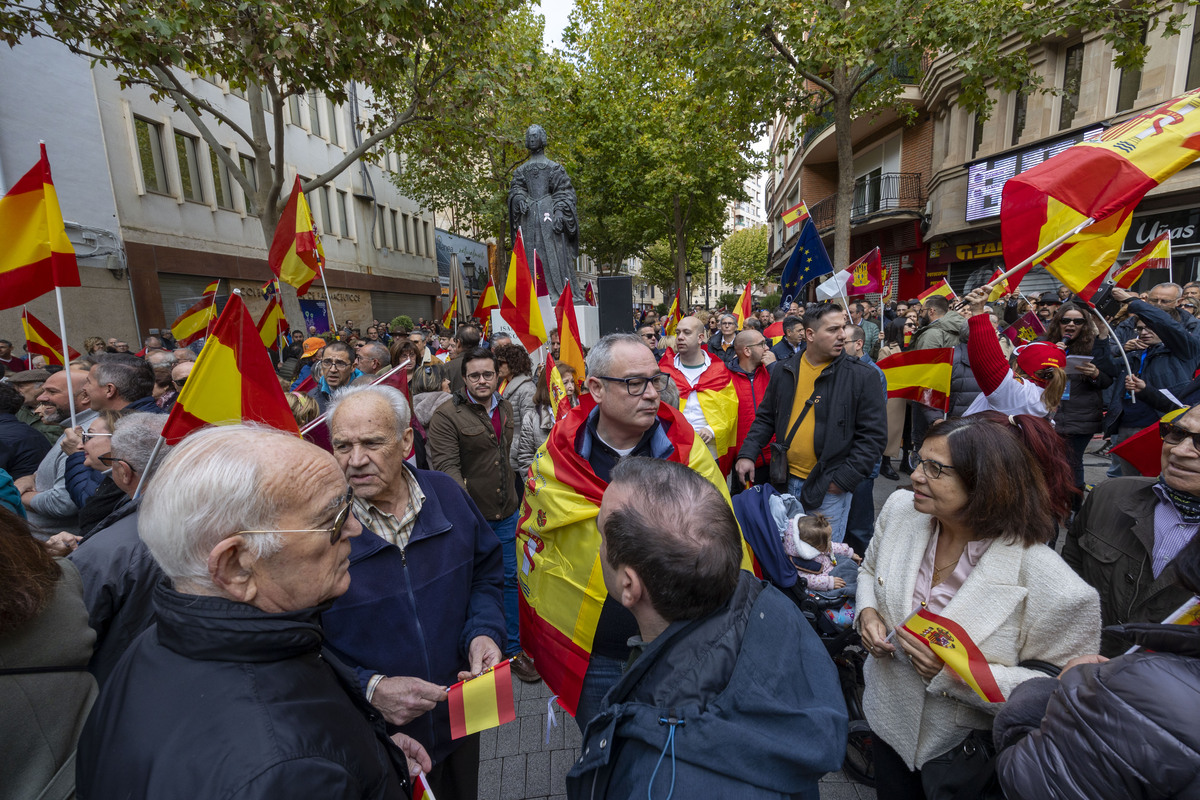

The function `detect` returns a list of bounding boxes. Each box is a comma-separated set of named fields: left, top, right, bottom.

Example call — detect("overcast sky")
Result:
left=539, top=0, right=575, bottom=51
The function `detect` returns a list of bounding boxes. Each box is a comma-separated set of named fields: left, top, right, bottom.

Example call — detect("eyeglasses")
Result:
left=1161, top=422, right=1200, bottom=451
left=465, top=371, right=496, bottom=382
left=172, top=377, right=187, bottom=389
left=320, top=359, right=353, bottom=369
left=747, top=340, right=770, bottom=349
left=912, top=453, right=956, bottom=479
left=237, top=487, right=354, bottom=546
left=1184, top=303, right=1198, bottom=310
left=81, top=432, right=113, bottom=443
left=640, top=332, right=657, bottom=340
left=1060, top=317, right=1085, bottom=325
left=98, top=454, right=122, bottom=467
left=1135, top=326, right=1150, bottom=333
left=594, top=373, right=671, bottom=396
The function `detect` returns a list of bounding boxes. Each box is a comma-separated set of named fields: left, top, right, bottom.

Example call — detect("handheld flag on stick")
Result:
left=534, top=251, right=549, bottom=299
left=473, top=274, right=499, bottom=335
left=1001, top=88, right=1200, bottom=296
left=554, top=290, right=586, bottom=384
left=0, top=144, right=80, bottom=311
left=203, top=280, right=219, bottom=296
left=447, top=659, right=516, bottom=739
left=901, top=608, right=1005, bottom=703
left=268, top=175, right=324, bottom=296
left=1001, top=312, right=1047, bottom=347
left=986, top=268, right=1012, bottom=302
left=171, top=290, right=219, bottom=347
left=584, top=282, right=596, bottom=306
left=664, top=291, right=682, bottom=336
left=918, top=279, right=956, bottom=303
left=733, top=281, right=753, bottom=328
left=499, top=228, right=547, bottom=352
left=781, top=201, right=810, bottom=228
left=847, top=248, right=883, bottom=295
left=815, top=270, right=852, bottom=303
left=256, top=296, right=288, bottom=349
left=162, top=293, right=299, bottom=445
left=877, top=348, right=954, bottom=412
left=22, top=308, right=80, bottom=365
left=412, top=771, right=438, bottom=800
left=442, top=291, right=458, bottom=330
left=1114, top=232, right=1170, bottom=289
left=778, top=213, right=833, bottom=307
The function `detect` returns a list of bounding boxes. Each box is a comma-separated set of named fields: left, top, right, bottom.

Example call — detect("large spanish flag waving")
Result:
left=554, top=288, right=586, bottom=385
left=162, top=294, right=299, bottom=445
left=0, top=144, right=80, bottom=310
left=659, top=351, right=741, bottom=472
left=877, top=347, right=953, bottom=412
left=22, top=308, right=80, bottom=365
left=1002, top=88, right=1200, bottom=295
left=500, top=228, right=547, bottom=352
left=517, top=400, right=753, bottom=715
left=269, top=175, right=324, bottom=296
left=902, top=608, right=1005, bottom=703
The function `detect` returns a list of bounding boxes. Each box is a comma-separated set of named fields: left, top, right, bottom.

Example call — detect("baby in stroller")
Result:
left=767, top=492, right=859, bottom=627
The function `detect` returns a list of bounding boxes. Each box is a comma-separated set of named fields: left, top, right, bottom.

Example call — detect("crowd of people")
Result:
left=2, top=278, right=1200, bottom=799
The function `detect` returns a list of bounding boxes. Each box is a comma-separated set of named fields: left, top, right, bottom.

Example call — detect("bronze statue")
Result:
left=508, top=125, right=580, bottom=305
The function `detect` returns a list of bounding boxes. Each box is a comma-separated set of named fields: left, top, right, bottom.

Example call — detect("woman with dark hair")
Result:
left=0, top=506, right=97, bottom=797
left=995, top=528, right=1200, bottom=798
left=857, top=411, right=1099, bottom=798
left=494, top=344, right=535, bottom=468
left=1038, top=302, right=1118, bottom=509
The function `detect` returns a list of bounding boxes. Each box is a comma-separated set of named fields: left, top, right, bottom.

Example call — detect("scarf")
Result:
left=1156, top=478, right=1200, bottom=524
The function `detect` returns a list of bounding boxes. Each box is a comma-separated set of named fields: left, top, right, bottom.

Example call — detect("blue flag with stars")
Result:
left=778, top=218, right=833, bottom=308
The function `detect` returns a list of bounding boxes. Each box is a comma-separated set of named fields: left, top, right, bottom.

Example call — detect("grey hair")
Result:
left=358, top=342, right=390, bottom=365
left=139, top=425, right=298, bottom=591
left=326, top=384, right=411, bottom=435
left=1153, top=282, right=1183, bottom=299
left=92, top=354, right=154, bottom=402
left=111, top=413, right=170, bottom=475
left=146, top=351, right=176, bottom=368
left=719, top=313, right=736, bottom=324
left=584, top=332, right=648, bottom=377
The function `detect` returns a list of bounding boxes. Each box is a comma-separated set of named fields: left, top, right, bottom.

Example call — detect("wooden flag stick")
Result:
left=298, top=358, right=411, bottom=436
left=982, top=217, right=1096, bottom=291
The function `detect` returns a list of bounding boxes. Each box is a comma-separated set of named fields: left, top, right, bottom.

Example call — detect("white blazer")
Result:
left=857, top=491, right=1100, bottom=770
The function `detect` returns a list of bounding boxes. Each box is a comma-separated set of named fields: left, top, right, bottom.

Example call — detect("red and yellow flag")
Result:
left=162, top=294, right=299, bottom=445
left=545, top=354, right=572, bottom=420
left=472, top=274, right=499, bottom=337
left=847, top=248, right=883, bottom=295
left=256, top=296, right=287, bottom=349
left=203, top=280, right=219, bottom=296
left=1114, top=231, right=1170, bottom=289
left=733, top=281, right=753, bottom=328
left=554, top=289, right=586, bottom=385
left=584, top=282, right=596, bottom=306
left=664, top=291, right=682, bottom=336
left=917, top=279, right=956, bottom=303
left=534, top=251, right=549, bottom=299
left=412, top=771, right=438, bottom=800
left=447, top=659, right=515, bottom=739
left=1110, top=406, right=1189, bottom=477
left=170, top=293, right=218, bottom=347
left=877, top=347, right=953, bottom=411
left=1001, top=311, right=1047, bottom=347
left=659, top=351, right=740, bottom=472
left=986, top=267, right=1012, bottom=302
left=1002, top=88, right=1200, bottom=296
left=500, top=228, right=547, bottom=352
left=21, top=308, right=80, bottom=365
left=902, top=608, right=1005, bottom=703
left=441, top=291, right=458, bottom=330
left=517, top=400, right=753, bottom=715
left=0, top=144, right=80, bottom=310
left=781, top=200, right=810, bottom=228
left=268, top=175, right=324, bottom=296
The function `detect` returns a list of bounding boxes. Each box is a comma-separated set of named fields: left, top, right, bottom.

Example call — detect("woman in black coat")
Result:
left=994, top=531, right=1200, bottom=799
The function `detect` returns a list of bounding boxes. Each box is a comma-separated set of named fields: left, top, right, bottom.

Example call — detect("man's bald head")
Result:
left=675, top=316, right=705, bottom=359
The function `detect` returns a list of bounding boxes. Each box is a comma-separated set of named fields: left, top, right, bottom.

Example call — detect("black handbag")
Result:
left=768, top=387, right=821, bottom=489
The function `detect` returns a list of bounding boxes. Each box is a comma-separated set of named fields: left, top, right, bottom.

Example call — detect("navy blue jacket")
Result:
left=321, top=466, right=505, bottom=765
left=0, top=412, right=51, bottom=480
left=1110, top=299, right=1200, bottom=430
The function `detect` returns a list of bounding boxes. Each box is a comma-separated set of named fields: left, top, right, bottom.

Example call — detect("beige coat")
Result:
left=857, top=491, right=1100, bottom=770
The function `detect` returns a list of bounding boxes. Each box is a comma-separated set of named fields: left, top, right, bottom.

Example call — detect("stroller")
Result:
left=732, top=484, right=875, bottom=787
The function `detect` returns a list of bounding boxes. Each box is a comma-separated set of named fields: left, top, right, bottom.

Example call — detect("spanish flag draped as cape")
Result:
left=517, top=400, right=754, bottom=716
left=659, top=350, right=741, bottom=473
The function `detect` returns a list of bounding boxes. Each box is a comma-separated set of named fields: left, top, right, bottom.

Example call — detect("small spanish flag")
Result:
left=1113, top=231, right=1170, bottom=290
left=203, top=280, right=220, bottom=296
left=877, top=347, right=953, bottom=412
left=917, top=279, right=956, bottom=302
left=269, top=175, right=324, bottom=296
left=256, top=296, right=288, bottom=349
left=441, top=291, right=458, bottom=330
left=447, top=659, right=516, bottom=739
left=21, top=307, right=80, bottom=365
left=412, top=771, right=437, bottom=800
left=781, top=201, right=810, bottom=228
left=499, top=228, right=547, bottom=352
left=170, top=293, right=218, bottom=347
left=986, top=268, right=1011, bottom=302
left=733, top=281, right=753, bottom=328
left=902, top=608, right=1005, bottom=703
left=664, top=290, right=681, bottom=336
left=555, top=289, right=586, bottom=386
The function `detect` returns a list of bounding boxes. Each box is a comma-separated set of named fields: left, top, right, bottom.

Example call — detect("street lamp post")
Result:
left=700, top=245, right=713, bottom=311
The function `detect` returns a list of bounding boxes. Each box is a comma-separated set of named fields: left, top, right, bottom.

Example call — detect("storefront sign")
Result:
left=1123, top=207, right=1200, bottom=252
left=965, top=126, right=1105, bottom=222
left=928, top=239, right=1003, bottom=266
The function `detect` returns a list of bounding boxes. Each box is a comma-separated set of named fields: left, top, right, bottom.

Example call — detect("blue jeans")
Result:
left=575, top=653, right=626, bottom=732
left=488, top=511, right=521, bottom=656
left=787, top=476, right=853, bottom=543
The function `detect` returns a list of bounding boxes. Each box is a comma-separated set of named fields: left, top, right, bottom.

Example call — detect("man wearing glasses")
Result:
left=708, top=313, right=739, bottom=362
left=636, top=323, right=662, bottom=359
left=307, top=341, right=361, bottom=412
left=1066, top=404, right=1200, bottom=656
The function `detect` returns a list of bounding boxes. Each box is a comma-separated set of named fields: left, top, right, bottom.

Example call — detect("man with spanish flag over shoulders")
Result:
left=518, top=333, right=754, bottom=728
left=659, top=316, right=740, bottom=472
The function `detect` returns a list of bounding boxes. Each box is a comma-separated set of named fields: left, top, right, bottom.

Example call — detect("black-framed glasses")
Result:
left=1161, top=422, right=1200, bottom=451
left=595, top=373, right=670, bottom=396
left=912, top=453, right=956, bottom=479
left=98, top=454, right=122, bottom=467
left=640, top=332, right=658, bottom=340
left=172, top=377, right=187, bottom=389
left=237, top=487, right=354, bottom=546
left=320, top=358, right=353, bottom=369
left=747, top=340, right=770, bottom=349
left=465, top=370, right=496, bottom=382
left=1060, top=317, right=1085, bottom=325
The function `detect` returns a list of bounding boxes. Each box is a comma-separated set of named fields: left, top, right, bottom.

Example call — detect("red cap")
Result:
left=1014, top=342, right=1066, bottom=385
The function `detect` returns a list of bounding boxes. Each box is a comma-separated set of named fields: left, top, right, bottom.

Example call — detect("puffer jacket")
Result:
left=566, top=573, right=847, bottom=800
left=995, top=622, right=1200, bottom=799
left=947, top=342, right=982, bottom=420
left=1109, top=299, right=1200, bottom=430
left=515, top=405, right=554, bottom=475
left=501, top=374, right=536, bottom=470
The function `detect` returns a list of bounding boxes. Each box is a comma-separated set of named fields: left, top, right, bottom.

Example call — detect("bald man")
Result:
left=659, top=316, right=739, bottom=472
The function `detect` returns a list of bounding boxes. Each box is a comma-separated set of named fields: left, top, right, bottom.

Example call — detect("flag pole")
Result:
left=131, top=435, right=166, bottom=502
left=1095, top=309, right=1137, bottom=405
left=983, top=217, right=1097, bottom=291
left=320, top=271, right=339, bottom=338
left=298, top=358, right=411, bottom=436
left=53, top=287, right=78, bottom=429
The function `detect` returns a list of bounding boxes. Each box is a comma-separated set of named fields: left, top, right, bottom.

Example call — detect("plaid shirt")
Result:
left=352, top=465, right=426, bottom=550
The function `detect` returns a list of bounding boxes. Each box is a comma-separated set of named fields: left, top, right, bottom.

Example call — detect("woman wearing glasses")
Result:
left=1038, top=302, right=1119, bottom=511
left=857, top=411, right=1100, bottom=798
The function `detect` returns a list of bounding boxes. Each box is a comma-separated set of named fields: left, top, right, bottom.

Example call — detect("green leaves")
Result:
left=719, top=225, right=769, bottom=288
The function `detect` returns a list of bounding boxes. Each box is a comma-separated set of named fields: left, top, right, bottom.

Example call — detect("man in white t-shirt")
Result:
left=659, top=317, right=738, bottom=467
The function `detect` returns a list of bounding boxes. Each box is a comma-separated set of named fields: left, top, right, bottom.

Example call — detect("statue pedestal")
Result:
left=489, top=303, right=600, bottom=350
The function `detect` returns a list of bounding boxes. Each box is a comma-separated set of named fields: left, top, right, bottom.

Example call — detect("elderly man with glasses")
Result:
left=77, top=424, right=430, bottom=798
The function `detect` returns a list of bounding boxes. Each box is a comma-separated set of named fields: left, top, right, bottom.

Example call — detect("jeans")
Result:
left=488, top=510, right=521, bottom=656
left=787, top=476, right=853, bottom=543
left=575, top=653, right=626, bottom=732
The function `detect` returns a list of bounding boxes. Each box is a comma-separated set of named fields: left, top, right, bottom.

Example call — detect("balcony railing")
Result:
left=806, top=172, right=925, bottom=231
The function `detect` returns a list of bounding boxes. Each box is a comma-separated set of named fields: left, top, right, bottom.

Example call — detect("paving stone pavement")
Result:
left=475, top=449, right=1113, bottom=799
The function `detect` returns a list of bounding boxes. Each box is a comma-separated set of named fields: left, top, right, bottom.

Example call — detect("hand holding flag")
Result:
left=447, top=659, right=516, bottom=739
left=901, top=608, right=1005, bottom=703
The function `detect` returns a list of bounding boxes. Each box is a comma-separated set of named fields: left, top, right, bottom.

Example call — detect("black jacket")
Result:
left=736, top=352, right=886, bottom=509
left=707, top=332, right=738, bottom=363
left=1050, top=338, right=1118, bottom=436
left=995, top=622, right=1200, bottom=799
left=77, top=584, right=412, bottom=799
left=1110, top=299, right=1200, bottom=430
left=947, top=342, right=982, bottom=420
left=0, top=411, right=51, bottom=480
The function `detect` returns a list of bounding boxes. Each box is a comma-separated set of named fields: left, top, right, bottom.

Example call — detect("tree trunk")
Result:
left=832, top=68, right=855, bottom=276
left=672, top=195, right=687, bottom=307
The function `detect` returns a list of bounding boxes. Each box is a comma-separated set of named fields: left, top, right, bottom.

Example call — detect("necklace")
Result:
left=931, top=555, right=960, bottom=581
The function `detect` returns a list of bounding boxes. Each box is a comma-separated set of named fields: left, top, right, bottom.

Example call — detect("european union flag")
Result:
left=778, top=218, right=833, bottom=309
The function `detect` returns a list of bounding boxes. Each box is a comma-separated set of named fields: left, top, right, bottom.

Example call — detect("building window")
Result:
left=970, top=112, right=985, bottom=159
left=391, top=209, right=400, bottom=249
left=414, top=217, right=422, bottom=256
left=326, top=98, right=340, bottom=145
left=1059, top=42, right=1085, bottom=130
left=423, top=221, right=431, bottom=257
left=134, top=117, right=168, bottom=194
left=1011, top=90, right=1028, bottom=146
left=308, top=92, right=322, bottom=136
left=175, top=132, right=204, bottom=202
left=239, top=155, right=257, bottom=194
left=376, top=205, right=388, bottom=249
left=318, top=186, right=332, bottom=235
left=853, top=168, right=882, bottom=215
left=286, top=94, right=302, bottom=126
left=1116, top=24, right=1147, bottom=113
left=1188, top=15, right=1200, bottom=90
left=401, top=213, right=411, bottom=252
left=209, top=148, right=234, bottom=209
left=336, top=189, right=350, bottom=238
